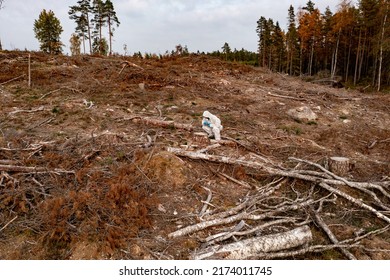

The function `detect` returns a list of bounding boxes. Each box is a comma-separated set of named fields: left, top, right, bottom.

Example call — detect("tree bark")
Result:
left=328, top=157, right=350, bottom=176
left=377, top=6, right=388, bottom=91
left=192, top=225, right=312, bottom=260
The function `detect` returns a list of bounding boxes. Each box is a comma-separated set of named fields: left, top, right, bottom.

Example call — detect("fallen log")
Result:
left=133, top=117, right=194, bottom=131
left=192, top=225, right=312, bottom=260
left=167, top=147, right=275, bottom=173
left=0, top=164, right=75, bottom=175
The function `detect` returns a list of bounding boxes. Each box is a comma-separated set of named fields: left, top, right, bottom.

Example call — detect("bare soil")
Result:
left=0, top=51, right=389, bottom=260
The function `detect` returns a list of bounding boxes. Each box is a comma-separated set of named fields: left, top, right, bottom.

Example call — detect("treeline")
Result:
left=256, top=0, right=389, bottom=89
left=207, top=43, right=258, bottom=66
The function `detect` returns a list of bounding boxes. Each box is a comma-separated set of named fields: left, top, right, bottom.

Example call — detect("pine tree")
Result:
left=91, top=0, right=107, bottom=42
left=34, top=9, right=64, bottom=54
left=286, top=5, right=299, bottom=75
left=222, top=42, right=231, bottom=61
left=104, top=0, right=120, bottom=56
left=271, top=22, right=286, bottom=72
left=69, top=0, right=93, bottom=54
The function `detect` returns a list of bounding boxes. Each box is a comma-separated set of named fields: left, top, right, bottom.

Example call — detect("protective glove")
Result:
left=203, top=120, right=212, bottom=127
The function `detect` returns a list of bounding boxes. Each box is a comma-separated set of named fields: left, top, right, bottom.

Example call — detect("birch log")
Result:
left=133, top=117, right=194, bottom=131
left=192, top=225, right=312, bottom=260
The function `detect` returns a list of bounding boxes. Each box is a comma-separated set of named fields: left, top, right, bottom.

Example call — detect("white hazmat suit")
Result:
left=202, top=111, right=223, bottom=141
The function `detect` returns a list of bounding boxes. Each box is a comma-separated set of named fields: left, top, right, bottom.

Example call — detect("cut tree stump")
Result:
left=192, top=132, right=210, bottom=145
left=328, top=157, right=350, bottom=176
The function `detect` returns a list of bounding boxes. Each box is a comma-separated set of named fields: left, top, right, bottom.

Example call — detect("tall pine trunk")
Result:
left=108, top=17, right=112, bottom=56
left=377, top=8, right=388, bottom=91
left=309, top=37, right=315, bottom=76
left=354, top=29, right=361, bottom=85
left=86, top=13, right=92, bottom=55
left=345, top=31, right=352, bottom=82
left=331, top=29, right=341, bottom=79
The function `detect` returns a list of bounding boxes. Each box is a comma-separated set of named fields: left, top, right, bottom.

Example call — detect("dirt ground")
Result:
left=0, top=51, right=389, bottom=260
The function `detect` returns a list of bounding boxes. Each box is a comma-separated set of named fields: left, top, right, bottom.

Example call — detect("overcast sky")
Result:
left=0, top=0, right=356, bottom=55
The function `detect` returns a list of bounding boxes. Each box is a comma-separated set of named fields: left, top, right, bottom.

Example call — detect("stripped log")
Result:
left=133, top=117, right=194, bottom=131
left=192, top=225, right=312, bottom=260
left=0, top=164, right=75, bottom=174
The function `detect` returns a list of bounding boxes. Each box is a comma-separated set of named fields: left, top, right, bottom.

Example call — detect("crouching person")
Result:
left=202, top=111, right=223, bottom=141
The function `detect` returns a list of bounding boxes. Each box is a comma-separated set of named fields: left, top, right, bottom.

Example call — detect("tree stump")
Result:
left=328, top=157, right=350, bottom=176
left=193, top=132, right=210, bottom=146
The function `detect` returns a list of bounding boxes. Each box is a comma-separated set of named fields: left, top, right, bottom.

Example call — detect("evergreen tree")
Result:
left=91, top=0, right=107, bottom=42
left=69, top=0, right=93, bottom=54
left=34, top=9, right=64, bottom=54
left=104, top=0, right=120, bottom=56
left=271, top=22, right=286, bottom=72
left=286, top=5, right=299, bottom=75
left=257, top=16, right=271, bottom=67
left=222, top=42, right=231, bottom=61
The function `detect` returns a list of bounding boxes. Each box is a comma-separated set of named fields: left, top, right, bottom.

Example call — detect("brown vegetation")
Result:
left=0, top=51, right=389, bottom=259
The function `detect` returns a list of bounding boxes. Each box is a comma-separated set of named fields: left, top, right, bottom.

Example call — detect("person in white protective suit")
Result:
left=202, top=111, right=223, bottom=141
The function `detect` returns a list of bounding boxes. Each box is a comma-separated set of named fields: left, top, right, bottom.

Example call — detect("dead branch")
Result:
left=0, top=159, right=19, bottom=165
left=318, top=182, right=390, bottom=224
left=199, top=186, right=213, bottom=218
left=196, top=143, right=221, bottom=153
left=266, top=91, right=306, bottom=101
left=340, top=225, right=390, bottom=245
left=0, top=216, right=18, bottom=233
left=0, top=164, right=75, bottom=175
left=0, top=74, right=26, bottom=85
left=119, top=61, right=144, bottom=75
left=8, top=106, right=45, bottom=115
left=133, top=117, right=194, bottom=131
left=204, top=181, right=283, bottom=221
left=39, top=86, right=82, bottom=100
left=218, top=172, right=252, bottom=189
left=290, top=157, right=390, bottom=210
left=168, top=199, right=314, bottom=238
left=167, top=147, right=275, bottom=173
left=205, top=218, right=296, bottom=245
left=309, top=206, right=356, bottom=260
left=168, top=148, right=388, bottom=192
left=192, top=225, right=312, bottom=260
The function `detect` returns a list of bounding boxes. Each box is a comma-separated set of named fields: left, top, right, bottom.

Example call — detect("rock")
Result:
left=287, top=106, right=318, bottom=122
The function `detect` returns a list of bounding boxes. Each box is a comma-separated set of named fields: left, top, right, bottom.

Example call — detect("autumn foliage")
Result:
left=257, top=0, right=389, bottom=90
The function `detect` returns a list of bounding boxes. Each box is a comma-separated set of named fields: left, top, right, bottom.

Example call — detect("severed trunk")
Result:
left=328, top=157, right=350, bottom=176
